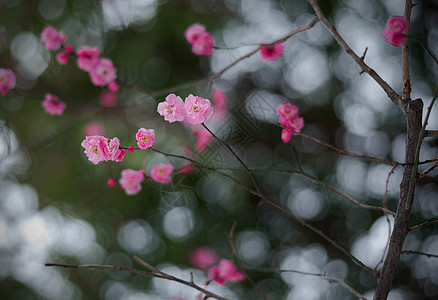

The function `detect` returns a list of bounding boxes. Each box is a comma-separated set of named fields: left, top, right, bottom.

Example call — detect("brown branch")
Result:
left=208, top=18, right=319, bottom=82
left=409, top=219, right=438, bottom=232
left=402, top=0, right=414, bottom=102
left=225, top=222, right=267, bottom=300
left=307, top=0, right=401, bottom=106
left=419, top=162, right=438, bottom=179
left=46, top=261, right=229, bottom=300
left=401, top=250, right=438, bottom=258
left=425, top=130, right=438, bottom=137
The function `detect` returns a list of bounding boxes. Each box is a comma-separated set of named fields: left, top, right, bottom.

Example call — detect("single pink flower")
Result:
left=107, top=178, right=117, bottom=187
left=184, top=24, right=206, bottom=44
left=191, top=32, right=214, bottom=56
left=83, top=122, right=105, bottom=136
left=56, top=52, right=69, bottom=65
left=64, top=45, right=74, bottom=55
left=260, top=43, right=284, bottom=61
left=42, top=93, right=66, bottom=115
left=89, top=58, right=117, bottom=86
left=157, top=94, right=186, bottom=123
left=119, top=169, right=145, bottom=195
left=0, top=68, right=16, bottom=96
left=382, top=16, right=408, bottom=46
left=128, top=146, right=134, bottom=152
left=136, top=128, right=155, bottom=149
left=277, top=102, right=303, bottom=143
left=281, top=129, right=293, bottom=143
left=150, top=163, right=173, bottom=184
left=99, top=90, right=118, bottom=107
left=81, top=135, right=109, bottom=165
left=192, top=127, right=212, bottom=151
left=108, top=80, right=119, bottom=92
left=208, top=259, right=244, bottom=285
left=40, top=25, right=67, bottom=51
left=184, top=94, right=213, bottom=124
left=76, top=46, right=100, bottom=71
left=277, top=103, right=299, bottom=121
left=189, top=247, right=220, bottom=272
left=105, top=137, right=124, bottom=161
left=280, top=115, right=304, bottom=133
left=115, top=148, right=126, bottom=162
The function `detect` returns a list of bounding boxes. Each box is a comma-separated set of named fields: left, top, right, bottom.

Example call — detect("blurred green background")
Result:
left=0, top=0, right=437, bottom=299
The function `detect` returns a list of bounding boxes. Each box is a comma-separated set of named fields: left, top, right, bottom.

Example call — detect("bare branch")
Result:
left=401, top=250, right=438, bottom=258
left=419, top=162, right=438, bottom=179
left=425, top=130, right=438, bottom=137
left=402, top=0, right=414, bottom=101
left=409, top=219, right=438, bottom=232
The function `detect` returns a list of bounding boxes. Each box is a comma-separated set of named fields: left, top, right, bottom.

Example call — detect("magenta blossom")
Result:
left=157, top=94, right=186, bottom=123
left=42, top=93, right=66, bottom=116
left=81, top=135, right=109, bottom=165
left=191, top=32, right=214, bottom=56
left=277, top=102, right=303, bottom=143
left=135, top=128, right=155, bottom=149
left=208, top=259, right=245, bottom=285
left=382, top=16, right=408, bottom=46
left=189, top=247, right=220, bottom=272
left=119, top=169, right=145, bottom=195
left=150, top=163, right=173, bottom=184
left=184, top=94, right=213, bottom=124
left=184, top=24, right=206, bottom=44
left=107, top=178, right=117, bottom=187
left=40, top=25, right=67, bottom=51
left=89, top=58, right=117, bottom=86
left=260, top=43, right=284, bottom=61
left=192, top=127, right=212, bottom=151
left=108, top=81, right=119, bottom=92
left=0, top=68, right=16, bottom=96
left=76, top=46, right=100, bottom=71
left=105, top=137, right=125, bottom=161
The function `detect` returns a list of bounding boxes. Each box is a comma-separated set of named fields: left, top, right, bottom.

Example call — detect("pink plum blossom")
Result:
left=382, top=16, right=408, bottom=46
left=150, top=163, right=173, bottom=184
left=183, top=94, right=213, bottom=124
left=108, top=81, right=119, bottom=92
left=81, top=135, right=109, bottom=165
left=260, top=43, right=284, bottom=61
left=105, top=137, right=125, bottom=161
left=89, top=58, right=116, bottom=86
left=277, top=102, right=304, bottom=143
left=157, top=94, right=186, bottom=123
left=107, top=178, right=117, bottom=187
left=99, top=90, right=118, bottom=107
left=213, top=89, right=227, bottom=110
left=119, top=169, right=145, bottom=195
left=40, top=25, right=67, bottom=51
left=56, top=52, right=69, bottom=65
left=192, top=127, right=212, bottom=151
left=128, top=146, right=134, bottom=152
left=191, top=32, right=214, bottom=56
left=83, top=122, right=105, bottom=136
left=42, top=93, right=66, bottom=115
left=189, top=247, right=220, bottom=272
left=0, top=68, right=16, bottom=95
left=76, top=46, right=100, bottom=71
left=135, top=128, right=155, bottom=149
left=184, top=24, right=206, bottom=44
left=208, top=259, right=245, bottom=285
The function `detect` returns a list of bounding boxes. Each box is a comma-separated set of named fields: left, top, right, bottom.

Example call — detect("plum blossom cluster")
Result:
left=81, top=135, right=126, bottom=165
left=277, top=102, right=304, bottom=143
left=40, top=26, right=118, bottom=90
left=0, top=68, right=16, bottom=95
left=260, top=42, right=284, bottom=61
left=42, top=93, right=66, bottom=115
left=184, top=24, right=214, bottom=56
left=157, top=94, right=213, bottom=125
left=382, top=16, right=408, bottom=47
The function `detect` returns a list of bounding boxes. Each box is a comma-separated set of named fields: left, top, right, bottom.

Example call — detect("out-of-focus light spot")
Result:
left=343, top=104, right=376, bottom=136
left=117, top=219, right=159, bottom=254
left=365, top=131, right=390, bottom=158
left=288, top=189, right=323, bottom=220
left=102, top=0, right=157, bottom=30
left=38, top=0, right=65, bottom=20
left=236, top=230, right=269, bottom=265
left=57, top=218, right=96, bottom=256
left=20, top=215, right=49, bottom=246
left=352, top=216, right=394, bottom=267
left=163, top=207, right=194, bottom=241
left=2, top=183, right=38, bottom=218
left=336, top=157, right=367, bottom=195
left=366, top=164, right=397, bottom=197
left=244, top=90, right=285, bottom=123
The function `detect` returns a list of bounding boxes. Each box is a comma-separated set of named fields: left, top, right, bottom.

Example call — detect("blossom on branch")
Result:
left=382, top=16, right=408, bottom=46
left=40, top=25, right=67, bottom=51
left=89, top=58, right=117, bottom=87
left=184, top=23, right=214, bottom=56
left=189, top=247, right=220, bottom=272
left=76, top=46, right=100, bottom=71
left=192, top=127, right=212, bottom=151
left=183, top=94, right=213, bottom=124
left=157, top=94, right=186, bottom=123
left=277, top=102, right=303, bottom=143
left=260, top=43, right=284, bottom=61
left=56, top=45, right=73, bottom=65
left=42, top=93, right=66, bottom=115
left=208, top=259, right=245, bottom=285
left=135, top=128, right=155, bottom=149
left=81, top=135, right=125, bottom=164
left=150, top=163, right=173, bottom=184
left=119, top=169, right=145, bottom=195
left=0, top=68, right=16, bottom=95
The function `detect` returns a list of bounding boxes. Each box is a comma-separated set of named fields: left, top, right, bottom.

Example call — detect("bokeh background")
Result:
left=0, top=0, right=437, bottom=299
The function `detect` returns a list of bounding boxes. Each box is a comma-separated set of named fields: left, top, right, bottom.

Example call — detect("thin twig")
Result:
left=401, top=250, right=438, bottom=258
left=208, top=18, right=319, bottom=81
left=307, top=0, right=401, bottom=105
left=419, top=162, right=438, bottom=179
left=425, top=130, right=438, bottom=137
left=409, top=219, right=438, bottom=232
left=402, top=0, right=414, bottom=101
left=225, top=222, right=267, bottom=300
